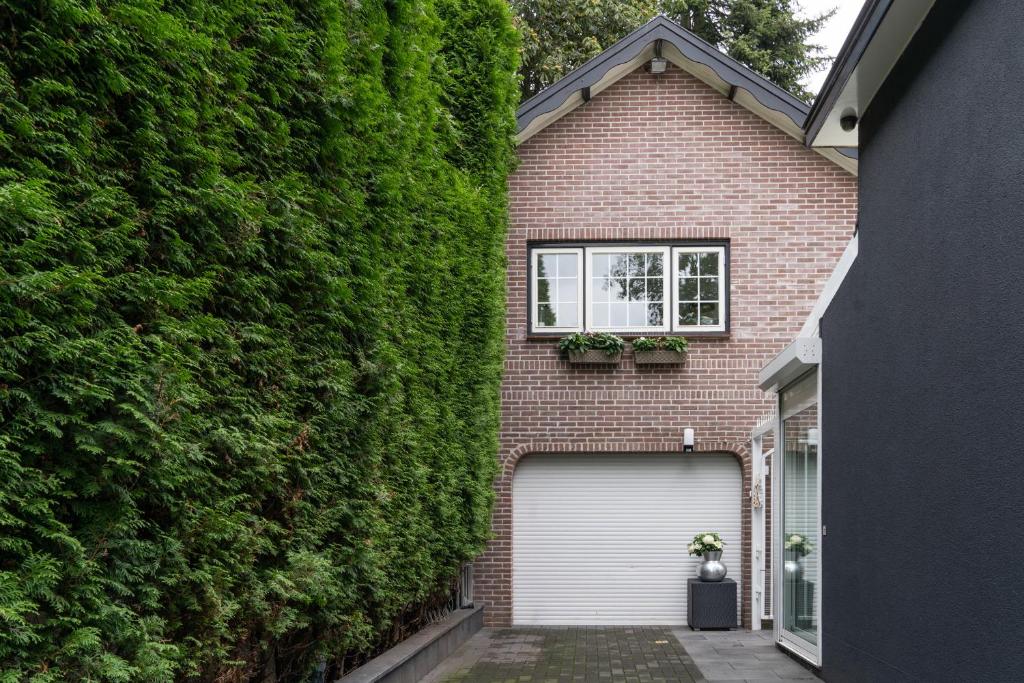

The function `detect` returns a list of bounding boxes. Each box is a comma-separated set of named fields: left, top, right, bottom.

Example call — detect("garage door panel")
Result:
left=513, top=454, right=741, bottom=625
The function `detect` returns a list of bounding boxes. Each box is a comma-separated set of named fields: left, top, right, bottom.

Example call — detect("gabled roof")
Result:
left=516, top=15, right=857, bottom=174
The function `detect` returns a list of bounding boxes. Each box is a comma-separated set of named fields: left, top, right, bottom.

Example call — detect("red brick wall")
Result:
left=476, top=64, right=857, bottom=627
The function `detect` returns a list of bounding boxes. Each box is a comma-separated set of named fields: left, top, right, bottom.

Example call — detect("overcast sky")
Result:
left=799, top=0, right=865, bottom=94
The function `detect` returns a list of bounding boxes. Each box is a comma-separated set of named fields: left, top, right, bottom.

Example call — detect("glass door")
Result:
left=776, top=370, right=820, bottom=662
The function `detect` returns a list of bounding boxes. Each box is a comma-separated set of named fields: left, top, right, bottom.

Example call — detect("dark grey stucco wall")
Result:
left=820, top=1, right=1024, bottom=680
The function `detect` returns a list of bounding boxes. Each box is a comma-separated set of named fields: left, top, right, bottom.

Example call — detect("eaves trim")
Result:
left=517, top=16, right=809, bottom=137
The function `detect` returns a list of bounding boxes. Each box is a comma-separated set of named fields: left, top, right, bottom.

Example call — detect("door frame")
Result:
left=772, top=368, right=822, bottom=666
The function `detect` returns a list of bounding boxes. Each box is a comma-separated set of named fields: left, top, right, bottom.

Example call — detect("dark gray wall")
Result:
left=820, top=1, right=1024, bottom=680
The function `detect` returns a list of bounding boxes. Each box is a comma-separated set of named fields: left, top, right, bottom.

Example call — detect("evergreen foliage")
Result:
left=515, top=0, right=832, bottom=100
left=0, top=0, right=518, bottom=680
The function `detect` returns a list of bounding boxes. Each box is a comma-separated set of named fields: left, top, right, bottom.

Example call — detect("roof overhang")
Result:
left=805, top=0, right=936, bottom=149
left=758, top=338, right=821, bottom=393
left=516, top=16, right=858, bottom=175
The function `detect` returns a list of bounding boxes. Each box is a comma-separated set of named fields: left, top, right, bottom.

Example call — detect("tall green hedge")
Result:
left=0, top=0, right=518, bottom=680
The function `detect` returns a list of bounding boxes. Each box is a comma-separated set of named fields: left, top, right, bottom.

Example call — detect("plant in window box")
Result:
left=633, top=336, right=688, bottom=365
left=559, top=332, right=625, bottom=364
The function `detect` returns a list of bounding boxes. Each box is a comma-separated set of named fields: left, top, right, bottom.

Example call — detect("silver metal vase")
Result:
left=698, top=550, right=727, bottom=582
left=783, top=550, right=802, bottom=581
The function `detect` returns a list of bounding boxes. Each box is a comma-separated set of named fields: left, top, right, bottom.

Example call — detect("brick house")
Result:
left=474, top=17, right=857, bottom=629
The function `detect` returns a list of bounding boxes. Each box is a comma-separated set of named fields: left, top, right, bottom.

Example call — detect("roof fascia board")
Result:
left=804, top=0, right=892, bottom=146
left=806, top=0, right=936, bottom=148
left=517, top=16, right=809, bottom=137
left=515, top=50, right=650, bottom=143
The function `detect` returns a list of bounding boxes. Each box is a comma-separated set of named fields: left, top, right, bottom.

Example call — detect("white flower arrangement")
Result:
left=784, top=533, right=814, bottom=556
left=688, top=531, right=725, bottom=556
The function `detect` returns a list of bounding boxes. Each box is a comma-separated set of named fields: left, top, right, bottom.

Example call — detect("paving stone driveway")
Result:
left=423, top=626, right=703, bottom=683
left=673, top=629, right=820, bottom=682
left=422, top=627, right=821, bottom=683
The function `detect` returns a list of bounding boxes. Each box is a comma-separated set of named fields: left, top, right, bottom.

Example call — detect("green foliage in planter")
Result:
left=558, top=332, right=625, bottom=355
left=589, top=333, right=626, bottom=355
left=558, top=332, right=591, bottom=352
left=662, top=336, right=689, bottom=353
left=0, top=0, right=518, bottom=680
left=631, top=336, right=659, bottom=351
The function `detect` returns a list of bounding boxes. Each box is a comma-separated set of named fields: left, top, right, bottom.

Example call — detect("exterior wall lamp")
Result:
left=649, top=39, right=667, bottom=74
left=683, top=428, right=695, bottom=452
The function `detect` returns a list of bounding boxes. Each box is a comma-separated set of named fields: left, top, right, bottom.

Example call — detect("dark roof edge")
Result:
left=804, top=0, right=893, bottom=145
left=516, top=15, right=810, bottom=135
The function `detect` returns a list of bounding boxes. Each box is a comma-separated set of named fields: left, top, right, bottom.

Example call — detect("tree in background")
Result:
left=515, top=0, right=833, bottom=101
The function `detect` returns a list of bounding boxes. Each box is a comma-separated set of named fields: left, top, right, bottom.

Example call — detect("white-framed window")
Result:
left=530, top=248, right=584, bottom=332
left=585, top=246, right=671, bottom=334
left=528, top=243, right=728, bottom=334
left=672, top=246, right=726, bottom=333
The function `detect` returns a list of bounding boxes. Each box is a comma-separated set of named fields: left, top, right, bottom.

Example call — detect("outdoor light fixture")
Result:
left=807, top=428, right=820, bottom=447
left=649, top=39, right=667, bottom=74
left=683, top=428, right=695, bottom=453
left=840, top=112, right=859, bottom=132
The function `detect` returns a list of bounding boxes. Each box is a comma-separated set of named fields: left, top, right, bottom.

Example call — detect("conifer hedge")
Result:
left=0, top=1, right=517, bottom=680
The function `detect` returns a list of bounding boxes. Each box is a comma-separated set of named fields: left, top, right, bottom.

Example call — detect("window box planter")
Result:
left=631, top=336, right=689, bottom=365
left=567, top=348, right=623, bottom=364
left=559, top=332, right=626, bottom=365
left=634, top=348, right=687, bottom=365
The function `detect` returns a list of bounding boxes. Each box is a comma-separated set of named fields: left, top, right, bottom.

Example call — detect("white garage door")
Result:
left=513, top=454, right=741, bottom=625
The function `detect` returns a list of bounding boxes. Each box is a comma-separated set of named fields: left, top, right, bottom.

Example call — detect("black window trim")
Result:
left=526, top=239, right=731, bottom=338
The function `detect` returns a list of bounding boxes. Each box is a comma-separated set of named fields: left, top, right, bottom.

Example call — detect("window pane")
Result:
left=647, top=277, right=663, bottom=301
left=700, top=277, right=719, bottom=300
left=608, top=278, right=627, bottom=302
left=609, top=254, right=628, bottom=278
left=556, top=253, right=578, bottom=278
left=678, top=253, right=698, bottom=277
left=647, top=303, right=664, bottom=326
left=699, top=251, right=719, bottom=276
left=628, top=278, right=646, bottom=301
left=537, top=304, right=557, bottom=327
left=537, top=254, right=555, bottom=279
left=628, top=253, right=646, bottom=277
left=592, top=278, right=609, bottom=302
left=700, top=302, right=719, bottom=325
left=592, top=303, right=608, bottom=327
left=628, top=302, right=648, bottom=326
left=610, top=303, right=628, bottom=327
left=781, top=371, right=819, bottom=647
left=557, top=304, right=578, bottom=327
left=679, top=303, right=698, bottom=325
left=537, top=277, right=553, bottom=303
left=646, top=253, right=663, bottom=276
left=678, top=277, right=698, bottom=301
left=591, top=254, right=610, bottom=278
left=556, top=278, right=577, bottom=302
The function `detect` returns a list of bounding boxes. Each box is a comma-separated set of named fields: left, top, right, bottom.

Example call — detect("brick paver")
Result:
left=423, top=627, right=703, bottom=683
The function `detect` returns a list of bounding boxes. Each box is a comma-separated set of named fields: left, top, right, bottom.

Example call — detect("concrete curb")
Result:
left=338, top=606, right=483, bottom=683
